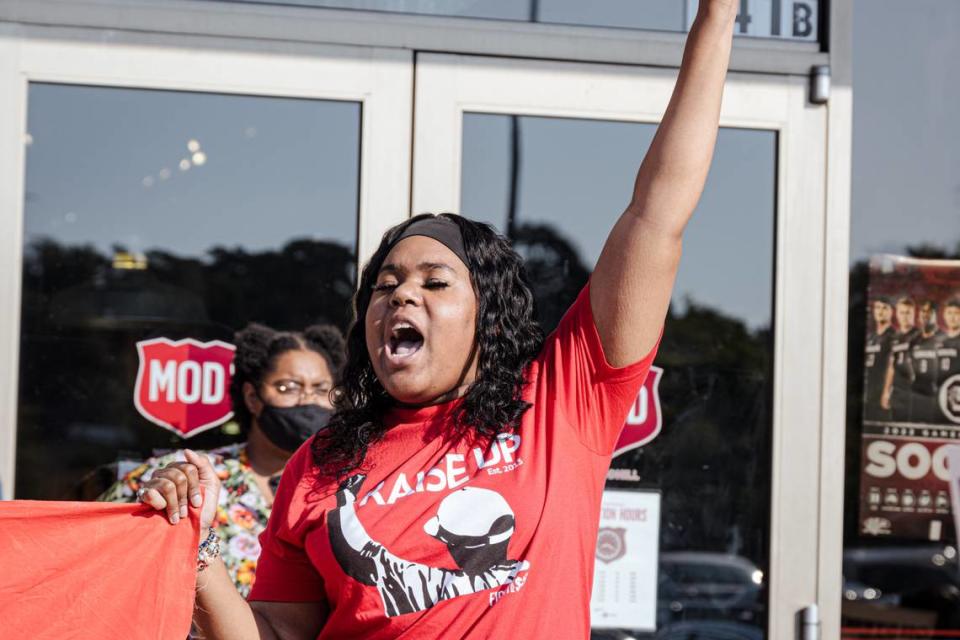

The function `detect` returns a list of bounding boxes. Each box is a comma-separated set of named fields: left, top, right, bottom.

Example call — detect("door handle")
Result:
left=800, top=603, right=820, bottom=640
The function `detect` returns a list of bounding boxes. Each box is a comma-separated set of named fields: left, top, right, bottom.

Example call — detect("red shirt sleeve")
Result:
left=249, top=444, right=327, bottom=603
left=538, top=281, right=661, bottom=455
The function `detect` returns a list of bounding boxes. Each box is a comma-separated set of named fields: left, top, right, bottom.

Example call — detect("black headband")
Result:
left=389, top=217, right=470, bottom=269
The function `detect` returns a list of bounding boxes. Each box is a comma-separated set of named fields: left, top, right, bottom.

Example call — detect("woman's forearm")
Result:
left=629, top=1, right=737, bottom=234
left=590, top=0, right=738, bottom=366
left=192, top=554, right=272, bottom=640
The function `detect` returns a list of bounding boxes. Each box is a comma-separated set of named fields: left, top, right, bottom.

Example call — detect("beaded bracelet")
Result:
left=197, top=528, right=222, bottom=572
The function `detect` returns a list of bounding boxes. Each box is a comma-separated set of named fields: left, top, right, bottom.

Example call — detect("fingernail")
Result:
left=170, top=513, right=179, bottom=525
left=191, top=494, right=202, bottom=507
left=180, top=506, right=188, bottom=518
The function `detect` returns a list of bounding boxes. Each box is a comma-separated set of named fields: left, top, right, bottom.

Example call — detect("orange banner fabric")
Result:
left=0, top=500, right=199, bottom=639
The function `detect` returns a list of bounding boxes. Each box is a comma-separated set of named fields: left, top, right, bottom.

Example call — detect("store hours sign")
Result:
left=591, top=490, right=661, bottom=631
left=134, top=338, right=236, bottom=438
left=685, top=0, right=818, bottom=42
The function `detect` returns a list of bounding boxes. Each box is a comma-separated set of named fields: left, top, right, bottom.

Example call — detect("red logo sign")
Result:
left=134, top=338, right=236, bottom=438
left=613, top=366, right=664, bottom=458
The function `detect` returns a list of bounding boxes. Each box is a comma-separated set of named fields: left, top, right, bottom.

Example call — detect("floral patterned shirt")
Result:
left=99, top=444, right=270, bottom=599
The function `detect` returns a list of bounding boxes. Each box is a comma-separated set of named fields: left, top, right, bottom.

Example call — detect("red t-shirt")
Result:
left=250, top=284, right=658, bottom=639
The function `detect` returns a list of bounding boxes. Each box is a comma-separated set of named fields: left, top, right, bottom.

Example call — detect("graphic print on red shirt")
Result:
left=329, top=472, right=530, bottom=617
left=250, top=284, right=659, bottom=639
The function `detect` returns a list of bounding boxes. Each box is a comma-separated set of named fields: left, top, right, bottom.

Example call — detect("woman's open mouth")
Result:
left=386, top=322, right=424, bottom=362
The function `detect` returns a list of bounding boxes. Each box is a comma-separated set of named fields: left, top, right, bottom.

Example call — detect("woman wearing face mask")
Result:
left=137, top=2, right=737, bottom=637
left=100, top=322, right=345, bottom=598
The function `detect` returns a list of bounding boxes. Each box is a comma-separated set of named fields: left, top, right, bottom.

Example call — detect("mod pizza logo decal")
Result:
left=134, top=338, right=236, bottom=438
left=613, top=366, right=664, bottom=458
left=596, top=527, right=627, bottom=564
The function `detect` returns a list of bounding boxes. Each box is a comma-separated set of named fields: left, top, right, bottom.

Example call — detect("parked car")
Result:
left=657, top=552, right=764, bottom=626
left=842, top=544, right=960, bottom=628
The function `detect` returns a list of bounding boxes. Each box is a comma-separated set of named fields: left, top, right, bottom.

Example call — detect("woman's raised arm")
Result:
left=590, top=0, right=738, bottom=366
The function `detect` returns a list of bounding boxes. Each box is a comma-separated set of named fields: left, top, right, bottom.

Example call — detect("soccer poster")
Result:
left=859, top=255, right=960, bottom=540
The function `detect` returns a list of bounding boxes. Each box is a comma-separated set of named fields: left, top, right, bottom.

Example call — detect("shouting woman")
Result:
left=137, top=2, right=738, bottom=637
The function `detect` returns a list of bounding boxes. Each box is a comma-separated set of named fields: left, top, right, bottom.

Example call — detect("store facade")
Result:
left=0, top=1, right=856, bottom=638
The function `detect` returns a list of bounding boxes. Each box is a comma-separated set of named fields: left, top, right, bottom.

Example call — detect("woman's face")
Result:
left=365, top=235, right=479, bottom=406
left=246, top=349, right=335, bottom=414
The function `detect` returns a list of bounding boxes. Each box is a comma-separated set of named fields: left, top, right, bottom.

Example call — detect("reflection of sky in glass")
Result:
left=24, top=84, right=359, bottom=259
left=851, top=0, right=960, bottom=262
left=462, top=114, right=775, bottom=330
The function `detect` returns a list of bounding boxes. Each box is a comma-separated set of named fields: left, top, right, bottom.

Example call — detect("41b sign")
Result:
left=685, top=0, right=818, bottom=42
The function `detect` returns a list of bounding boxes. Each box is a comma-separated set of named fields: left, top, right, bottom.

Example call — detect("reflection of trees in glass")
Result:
left=510, top=223, right=590, bottom=331
left=642, top=303, right=771, bottom=560
left=22, top=236, right=356, bottom=332
left=17, top=237, right=355, bottom=499
left=201, top=239, right=356, bottom=330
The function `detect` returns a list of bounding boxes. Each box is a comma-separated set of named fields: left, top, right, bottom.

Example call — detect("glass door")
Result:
left=412, top=52, right=828, bottom=638
left=0, top=36, right=412, bottom=499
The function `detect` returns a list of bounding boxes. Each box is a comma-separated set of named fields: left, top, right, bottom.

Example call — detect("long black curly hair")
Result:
left=229, top=323, right=347, bottom=434
left=312, top=213, right=544, bottom=479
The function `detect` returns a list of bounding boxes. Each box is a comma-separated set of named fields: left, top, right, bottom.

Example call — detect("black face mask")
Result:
left=257, top=403, right=333, bottom=452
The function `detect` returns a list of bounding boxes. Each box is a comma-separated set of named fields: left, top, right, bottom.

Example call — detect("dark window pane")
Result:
left=462, top=113, right=776, bottom=636
left=18, top=83, right=359, bottom=500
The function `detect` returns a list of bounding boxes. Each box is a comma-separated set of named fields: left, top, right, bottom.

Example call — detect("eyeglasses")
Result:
left=264, top=380, right=333, bottom=405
